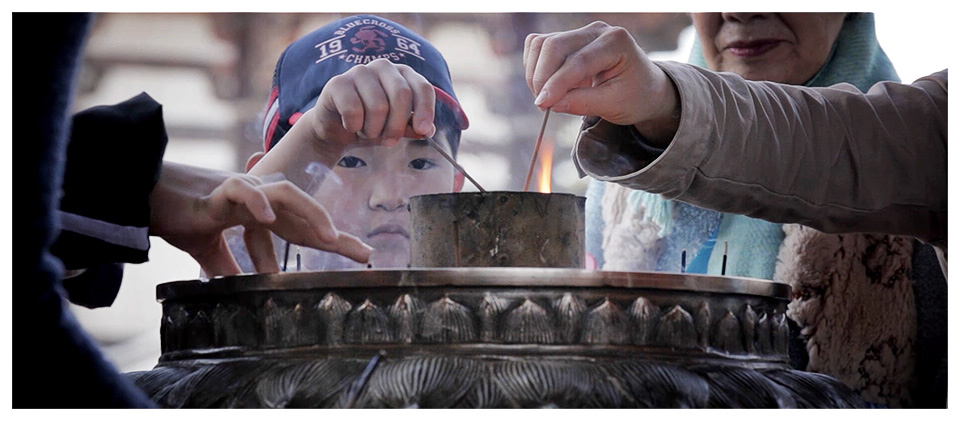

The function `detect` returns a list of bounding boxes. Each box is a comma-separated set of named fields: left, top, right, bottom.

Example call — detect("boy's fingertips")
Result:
left=417, top=120, right=435, bottom=137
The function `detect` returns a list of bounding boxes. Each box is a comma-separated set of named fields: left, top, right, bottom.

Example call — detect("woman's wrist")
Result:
left=632, top=72, right=681, bottom=149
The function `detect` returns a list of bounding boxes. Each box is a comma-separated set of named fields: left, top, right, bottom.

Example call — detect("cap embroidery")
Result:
left=315, top=18, right=425, bottom=66
left=351, top=26, right=388, bottom=53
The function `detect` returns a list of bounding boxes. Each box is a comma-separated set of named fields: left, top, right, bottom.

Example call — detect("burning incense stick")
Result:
left=524, top=108, right=552, bottom=192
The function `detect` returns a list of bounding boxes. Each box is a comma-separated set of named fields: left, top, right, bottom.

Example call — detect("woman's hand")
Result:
left=523, top=21, right=681, bottom=146
left=148, top=162, right=372, bottom=276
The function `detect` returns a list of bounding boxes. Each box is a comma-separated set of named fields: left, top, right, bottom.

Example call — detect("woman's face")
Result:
left=692, top=13, right=847, bottom=84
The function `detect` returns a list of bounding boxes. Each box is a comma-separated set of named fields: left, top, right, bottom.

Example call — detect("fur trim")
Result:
left=599, top=186, right=919, bottom=407
left=776, top=225, right=916, bottom=408
left=600, top=183, right=663, bottom=271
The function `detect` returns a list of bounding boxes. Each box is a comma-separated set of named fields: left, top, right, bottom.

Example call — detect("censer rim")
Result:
left=410, top=191, right=584, bottom=199
left=157, top=268, right=790, bottom=302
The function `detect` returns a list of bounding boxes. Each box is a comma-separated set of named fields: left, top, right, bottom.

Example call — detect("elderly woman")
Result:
left=568, top=13, right=943, bottom=408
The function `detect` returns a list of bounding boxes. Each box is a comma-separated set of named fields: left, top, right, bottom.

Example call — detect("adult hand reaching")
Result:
left=523, top=21, right=681, bottom=146
left=148, top=162, right=372, bottom=276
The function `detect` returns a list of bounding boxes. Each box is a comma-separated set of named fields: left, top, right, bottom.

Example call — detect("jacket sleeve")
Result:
left=50, top=92, right=168, bottom=285
left=573, top=62, right=947, bottom=248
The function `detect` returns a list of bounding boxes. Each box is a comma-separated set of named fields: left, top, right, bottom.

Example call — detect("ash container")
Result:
left=410, top=191, right=585, bottom=268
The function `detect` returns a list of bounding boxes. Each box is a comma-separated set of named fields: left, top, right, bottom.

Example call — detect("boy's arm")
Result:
left=249, top=59, right=439, bottom=184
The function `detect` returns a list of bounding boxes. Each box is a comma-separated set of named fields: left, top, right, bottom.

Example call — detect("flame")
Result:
left=536, top=140, right=554, bottom=193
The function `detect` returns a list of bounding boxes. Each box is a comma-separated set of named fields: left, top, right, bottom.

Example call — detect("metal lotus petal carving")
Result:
left=358, top=357, right=480, bottom=408
left=581, top=298, right=629, bottom=345
left=458, top=371, right=502, bottom=408
left=492, top=360, right=593, bottom=407
left=756, top=313, right=773, bottom=354
left=213, top=304, right=259, bottom=348
left=420, top=296, right=477, bottom=343
left=627, top=297, right=659, bottom=345
left=713, top=311, right=743, bottom=354
left=698, top=366, right=796, bottom=408
left=502, top=299, right=556, bottom=344
left=345, top=299, right=394, bottom=343
left=741, top=305, right=758, bottom=353
left=161, top=306, right=189, bottom=351
left=389, top=294, right=424, bottom=344
left=763, top=369, right=863, bottom=408
left=775, top=314, right=790, bottom=354
left=186, top=309, right=214, bottom=349
left=127, top=366, right=190, bottom=404
left=656, top=305, right=696, bottom=348
left=316, top=292, right=352, bottom=346
left=696, top=301, right=711, bottom=348
left=611, top=360, right=710, bottom=408
left=250, top=359, right=363, bottom=408
left=553, top=293, right=587, bottom=344
left=478, top=292, right=509, bottom=342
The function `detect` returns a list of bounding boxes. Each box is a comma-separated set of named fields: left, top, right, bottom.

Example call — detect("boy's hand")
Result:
left=523, top=21, right=680, bottom=146
left=149, top=162, right=373, bottom=276
left=310, top=58, right=437, bottom=154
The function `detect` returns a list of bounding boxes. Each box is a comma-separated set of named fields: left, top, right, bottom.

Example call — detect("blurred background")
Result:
left=65, top=12, right=951, bottom=373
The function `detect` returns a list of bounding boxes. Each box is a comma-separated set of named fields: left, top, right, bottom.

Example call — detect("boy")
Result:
left=235, top=14, right=469, bottom=271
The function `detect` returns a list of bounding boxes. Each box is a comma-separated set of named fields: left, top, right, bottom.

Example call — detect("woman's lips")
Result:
left=724, top=39, right=783, bottom=57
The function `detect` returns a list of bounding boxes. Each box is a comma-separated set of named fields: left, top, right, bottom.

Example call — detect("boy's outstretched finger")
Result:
left=243, top=225, right=281, bottom=273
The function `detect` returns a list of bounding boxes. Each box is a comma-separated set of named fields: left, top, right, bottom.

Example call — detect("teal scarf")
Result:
left=586, top=13, right=899, bottom=277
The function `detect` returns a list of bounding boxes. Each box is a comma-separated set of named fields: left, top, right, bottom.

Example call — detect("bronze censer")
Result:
left=128, top=191, right=866, bottom=408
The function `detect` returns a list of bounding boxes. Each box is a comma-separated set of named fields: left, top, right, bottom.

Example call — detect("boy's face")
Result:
left=315, top=134, right=457, bottom=268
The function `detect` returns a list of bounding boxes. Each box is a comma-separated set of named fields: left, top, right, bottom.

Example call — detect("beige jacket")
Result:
left=574, top=62, right=947, bottom=272
left=574, top=61, right=947, bottom=407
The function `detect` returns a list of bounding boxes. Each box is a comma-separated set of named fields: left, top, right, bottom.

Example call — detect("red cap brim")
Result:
left=434, top=86, right=469, bottom=131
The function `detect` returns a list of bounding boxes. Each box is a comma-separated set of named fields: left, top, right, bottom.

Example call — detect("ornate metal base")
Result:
left=127, top=269, right=865, bottom=408
left=129, top=354, right=862, bottom=408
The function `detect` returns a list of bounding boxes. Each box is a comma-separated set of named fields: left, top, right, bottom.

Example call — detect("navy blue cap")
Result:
left=262, top=14, right=469, bottom=152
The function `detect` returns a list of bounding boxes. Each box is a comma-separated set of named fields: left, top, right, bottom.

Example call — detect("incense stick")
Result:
left=425, top=135, right=486, bottom=192
left=524, top=108, right=551, bottom=192
left=721, top=241, right=728, bottom=276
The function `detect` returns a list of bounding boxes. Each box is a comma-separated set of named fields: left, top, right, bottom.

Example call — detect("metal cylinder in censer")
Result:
left=410, top=191, right=585, bottom=268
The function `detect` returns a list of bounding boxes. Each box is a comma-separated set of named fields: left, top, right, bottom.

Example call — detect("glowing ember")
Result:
left=536, top=140, right=554, bottom=194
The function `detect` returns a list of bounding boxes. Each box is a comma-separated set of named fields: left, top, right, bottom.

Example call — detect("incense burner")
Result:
left=129, top=269, right=864, bottom=408
left=127, top=191, right=866, bottom=408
